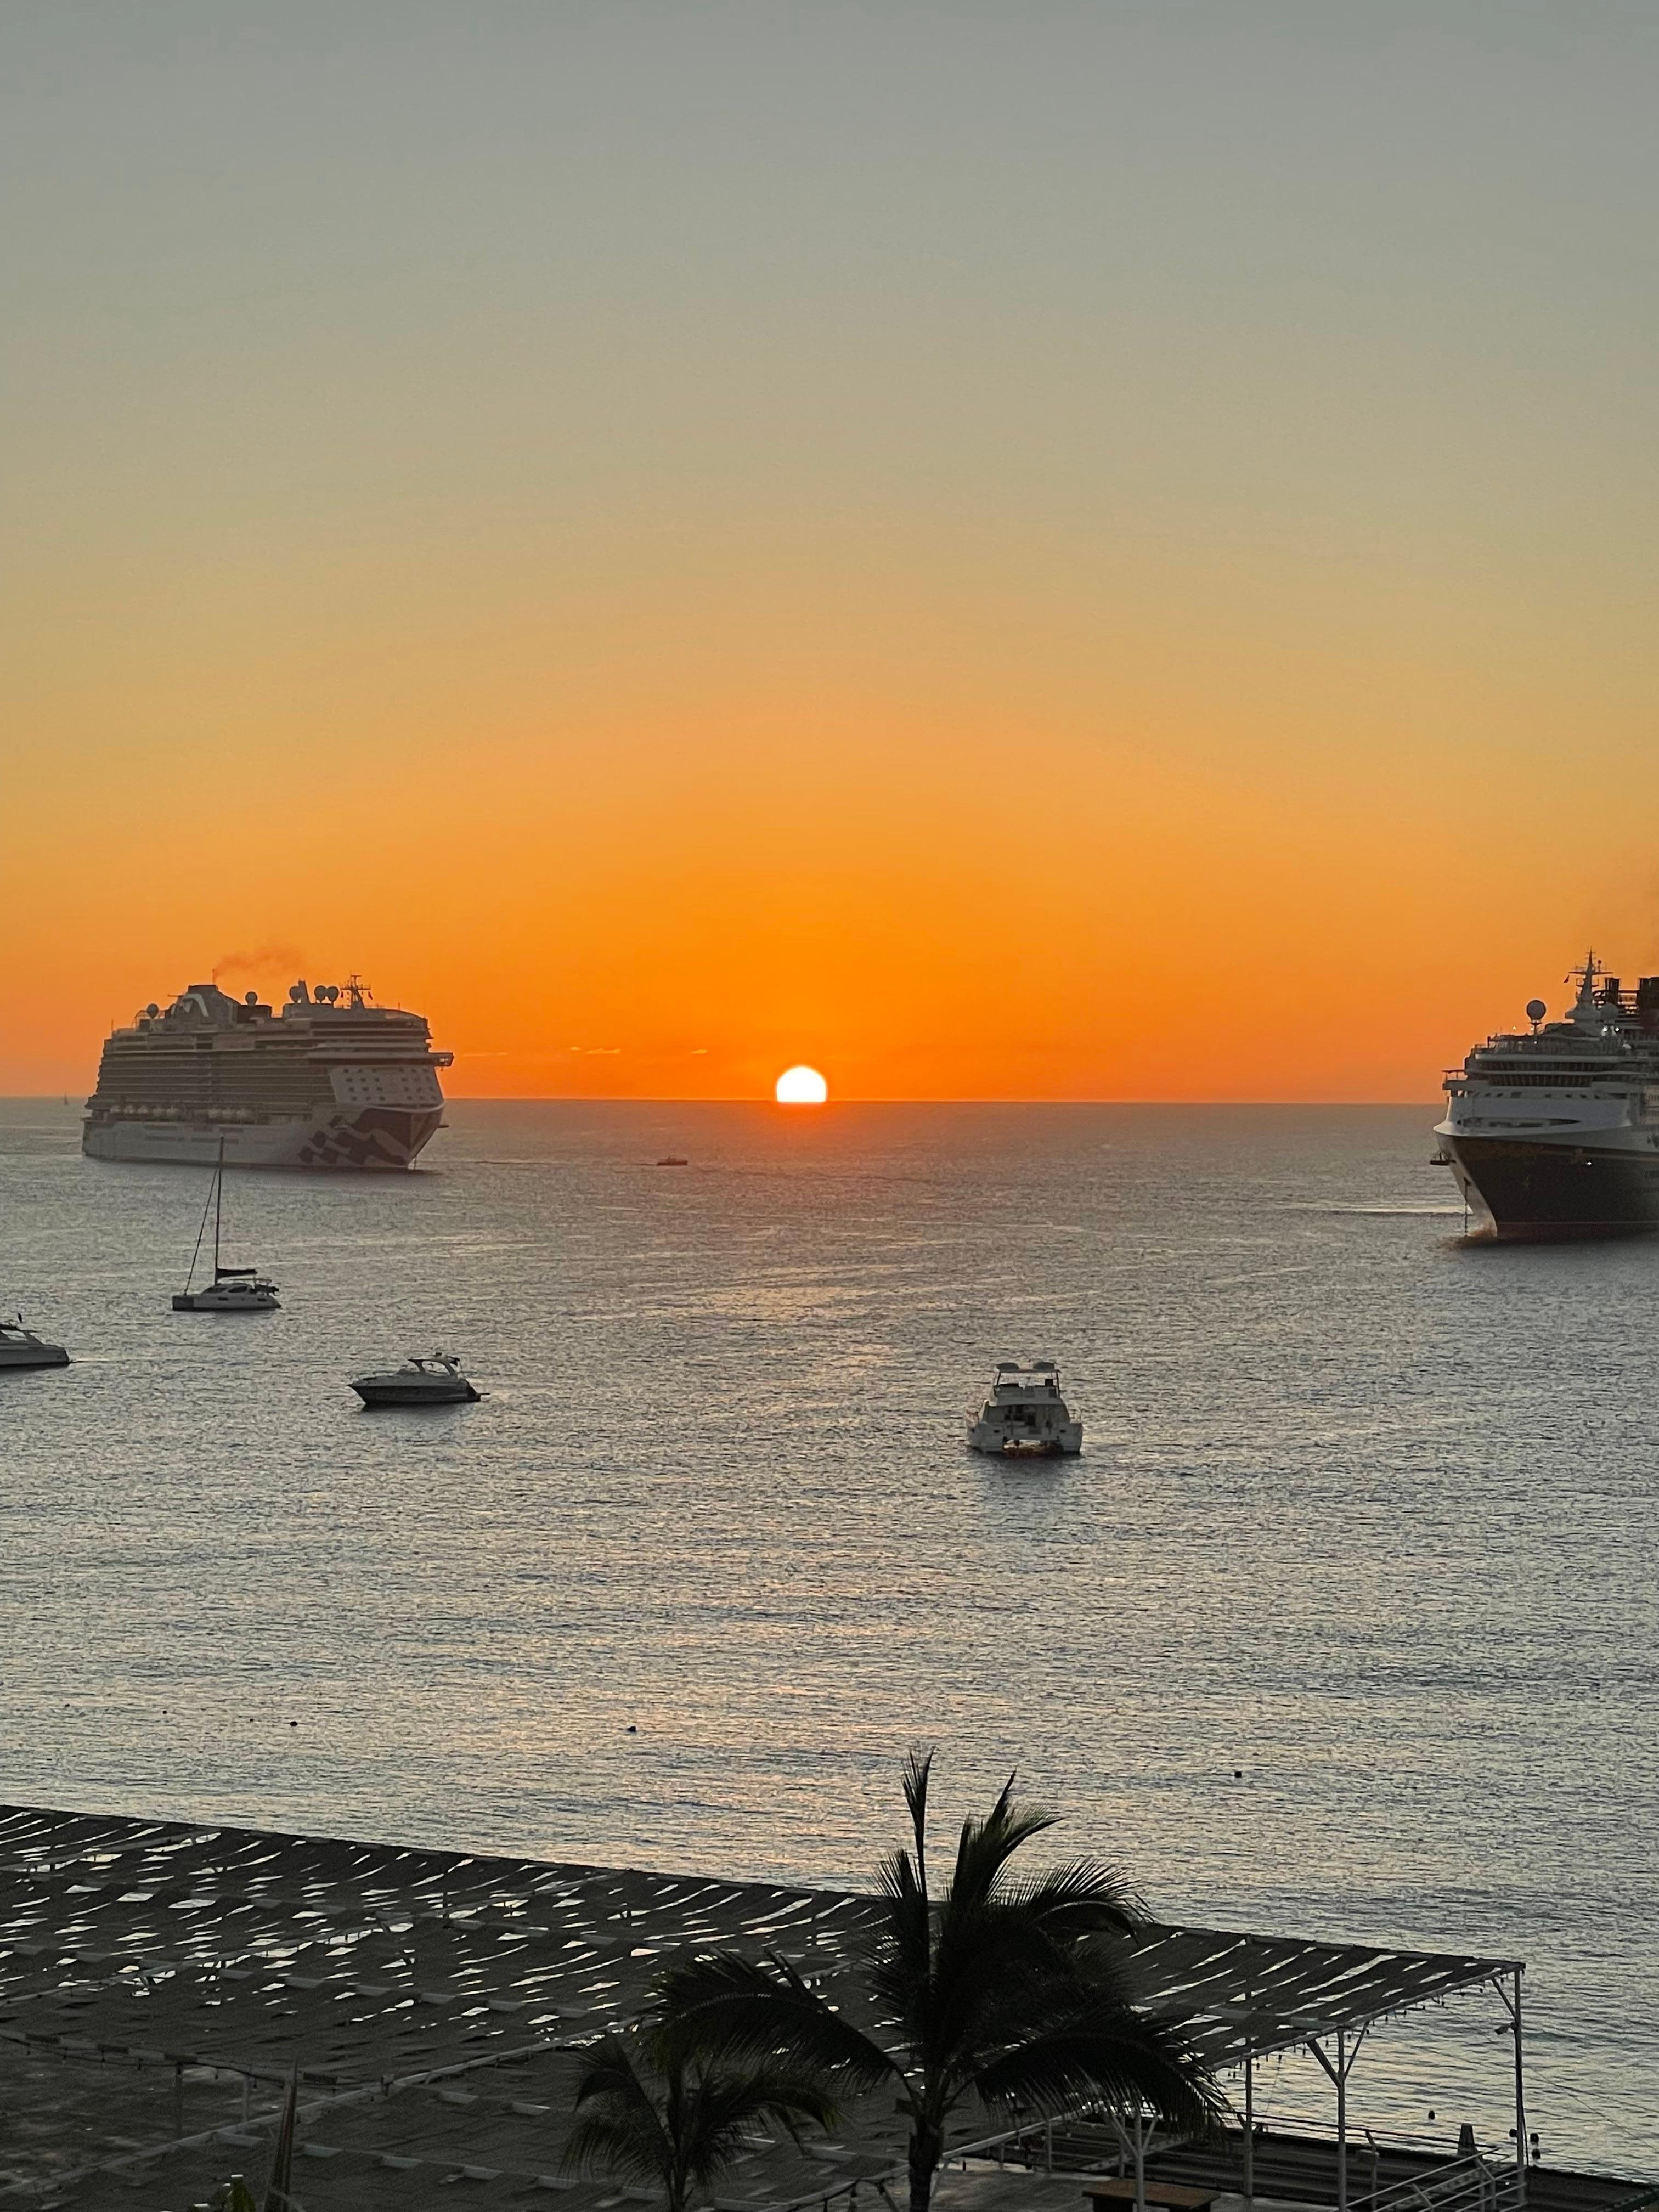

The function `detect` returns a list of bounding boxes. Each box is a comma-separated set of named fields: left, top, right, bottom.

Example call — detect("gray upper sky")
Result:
left=4, top=2, right=1657, bottom=1093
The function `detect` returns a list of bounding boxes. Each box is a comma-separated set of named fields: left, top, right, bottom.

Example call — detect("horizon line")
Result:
left=2, top=1092, right=1443, bottom=1109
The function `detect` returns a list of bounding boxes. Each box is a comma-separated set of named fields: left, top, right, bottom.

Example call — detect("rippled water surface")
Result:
left=0, top=1101, right=1653, bottom=2176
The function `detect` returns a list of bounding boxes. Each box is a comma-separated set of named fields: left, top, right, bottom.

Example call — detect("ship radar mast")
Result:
left=1565, top=951, right=1626, bottom=1034
left=1567, top=952, right=1604, bottom=1008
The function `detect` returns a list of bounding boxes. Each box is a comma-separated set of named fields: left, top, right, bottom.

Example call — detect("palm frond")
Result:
left=658, top=1949, right=899, bottom=2092
left=921, top=1925, right=1073, bottom=2089
left=876, top=1844, right=920, bottom=1909
left=686, top=2066, right=841, bottom=2178
left=902, top=1746, right=934, bottom=1898
left=563, top=2035, right=676, bottom=2191
left=565, top=2031, right=843, bottom=2212
left=970, top=2005, right=1224, bottom=2137
left=945, top=1777, right=1058, bottom=1920
left=927, top=1868, right=1099, bottom=2072
left=870, top=1820, right=935, bottom=2051
left=926, top=1869, right=1144, bottom=2063
left=1000, top=1858, right=1146, bottom=1945
left=573, top=2035, right=673, bottom=2124
left=564, top=2113, right=674, bottom=2193
left=870, top=1745, right=938, bottom=2028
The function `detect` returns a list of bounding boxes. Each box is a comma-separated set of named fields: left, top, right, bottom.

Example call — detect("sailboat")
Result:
left=172, top=1142, right=281, bottom=1312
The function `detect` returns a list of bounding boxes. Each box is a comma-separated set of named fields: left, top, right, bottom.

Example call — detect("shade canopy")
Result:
left=0, top=1804, right=1526, bottom=2207
left=1114, top=1921, right=1521, bottom=2072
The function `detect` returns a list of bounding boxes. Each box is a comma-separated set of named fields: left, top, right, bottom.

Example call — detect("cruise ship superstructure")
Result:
left=1438, top=957, right=1659, bottom=1239
left=83, top=978, right=450, bottom=1170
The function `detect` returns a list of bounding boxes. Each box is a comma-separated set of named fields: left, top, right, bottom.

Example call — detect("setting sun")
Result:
left=775, top=1065, right=828, bottom=1105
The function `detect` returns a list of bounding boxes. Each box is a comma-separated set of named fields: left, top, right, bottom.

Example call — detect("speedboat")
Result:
left=0, top=1316, right=70, bottom=1370
left=351, top=1353, right=481, bottom=1407
left=967, top=1359, right=1082, bottom=1457
left=173, top=1142, right=280, bottom=1311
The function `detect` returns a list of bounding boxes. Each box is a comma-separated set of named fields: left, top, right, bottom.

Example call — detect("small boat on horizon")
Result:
left=656, top=1155, right=689, bottom=1167
left=172, top=1141, right=280, bottom=1312
left=967, top=1359, right=1082, bottom=1457
left=0, top=1315, right=70, bottom=1370
left=351, top=1352, right=480, bottom=1407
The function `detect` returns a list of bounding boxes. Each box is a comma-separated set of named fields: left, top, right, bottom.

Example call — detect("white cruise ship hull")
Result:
left=83, top=1107, right=443, bottom=1171
left=84, top=975, right=452, bottom=1172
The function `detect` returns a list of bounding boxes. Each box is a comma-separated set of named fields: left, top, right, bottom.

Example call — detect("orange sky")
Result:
left=4, top=4, right=1656, bottom=1102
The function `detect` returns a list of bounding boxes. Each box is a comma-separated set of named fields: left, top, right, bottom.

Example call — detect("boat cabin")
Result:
left=968, top=1359, right=1083, bottom=1456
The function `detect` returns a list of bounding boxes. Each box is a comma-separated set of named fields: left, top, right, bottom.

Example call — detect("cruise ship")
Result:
left=1437, top=957, right=1659, bottom=1239
left=83, top=977, right=452, bottom=1170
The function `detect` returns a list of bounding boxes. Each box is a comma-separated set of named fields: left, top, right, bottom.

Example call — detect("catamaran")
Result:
left=967, top=1360, right=1083, bottom=1456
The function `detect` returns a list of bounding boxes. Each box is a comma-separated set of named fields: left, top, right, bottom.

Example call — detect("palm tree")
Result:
left=564, top=2028, right=839, bottom=2212
left=658, top=1753, right=1221, bottom=2212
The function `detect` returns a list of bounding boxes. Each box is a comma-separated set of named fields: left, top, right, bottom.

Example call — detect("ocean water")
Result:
left=0, top=1099, right=1654, bottom=2178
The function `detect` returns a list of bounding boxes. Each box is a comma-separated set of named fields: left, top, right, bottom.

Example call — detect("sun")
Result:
left=775, top=1064, right=828, bottom=1105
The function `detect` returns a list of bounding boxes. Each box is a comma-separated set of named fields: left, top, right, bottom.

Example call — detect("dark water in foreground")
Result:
left=0, top=1101, right=1653, bottom=2175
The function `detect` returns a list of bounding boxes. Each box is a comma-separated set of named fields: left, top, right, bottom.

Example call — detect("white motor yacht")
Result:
left=967, top=1359, right=1082, bottom=1456
left=0, top=1315, right=70, bottom=1369
left=351, top=1353, right=481, bottom=1407
left=172, top=1141, right=280, bottom=1311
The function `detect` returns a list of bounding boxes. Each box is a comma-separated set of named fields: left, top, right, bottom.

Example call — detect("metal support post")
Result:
left=1335, top=2028, right=1347, bottom=2212
left=1307, top=2025, right=1366, bottom=2212
left=1242, top=2047, right=1254, bottom=2208
left=1504, top=1964, right=1539, bottom=2203
left=1132, top=2106, right=1147, bottom=2212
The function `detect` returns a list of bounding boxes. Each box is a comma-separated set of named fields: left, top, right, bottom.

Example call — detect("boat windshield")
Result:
left=991, top=1365, right=1063, bottom=1391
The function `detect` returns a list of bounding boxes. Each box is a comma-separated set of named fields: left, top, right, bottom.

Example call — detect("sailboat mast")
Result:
left=213, top=1138, right=224, bottom=1277
left=182, top=1152, right=216, bottom=1296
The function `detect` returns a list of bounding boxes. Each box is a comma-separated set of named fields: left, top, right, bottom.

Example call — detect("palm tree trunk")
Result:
left=908, top=2119, right=943, bottom=2212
